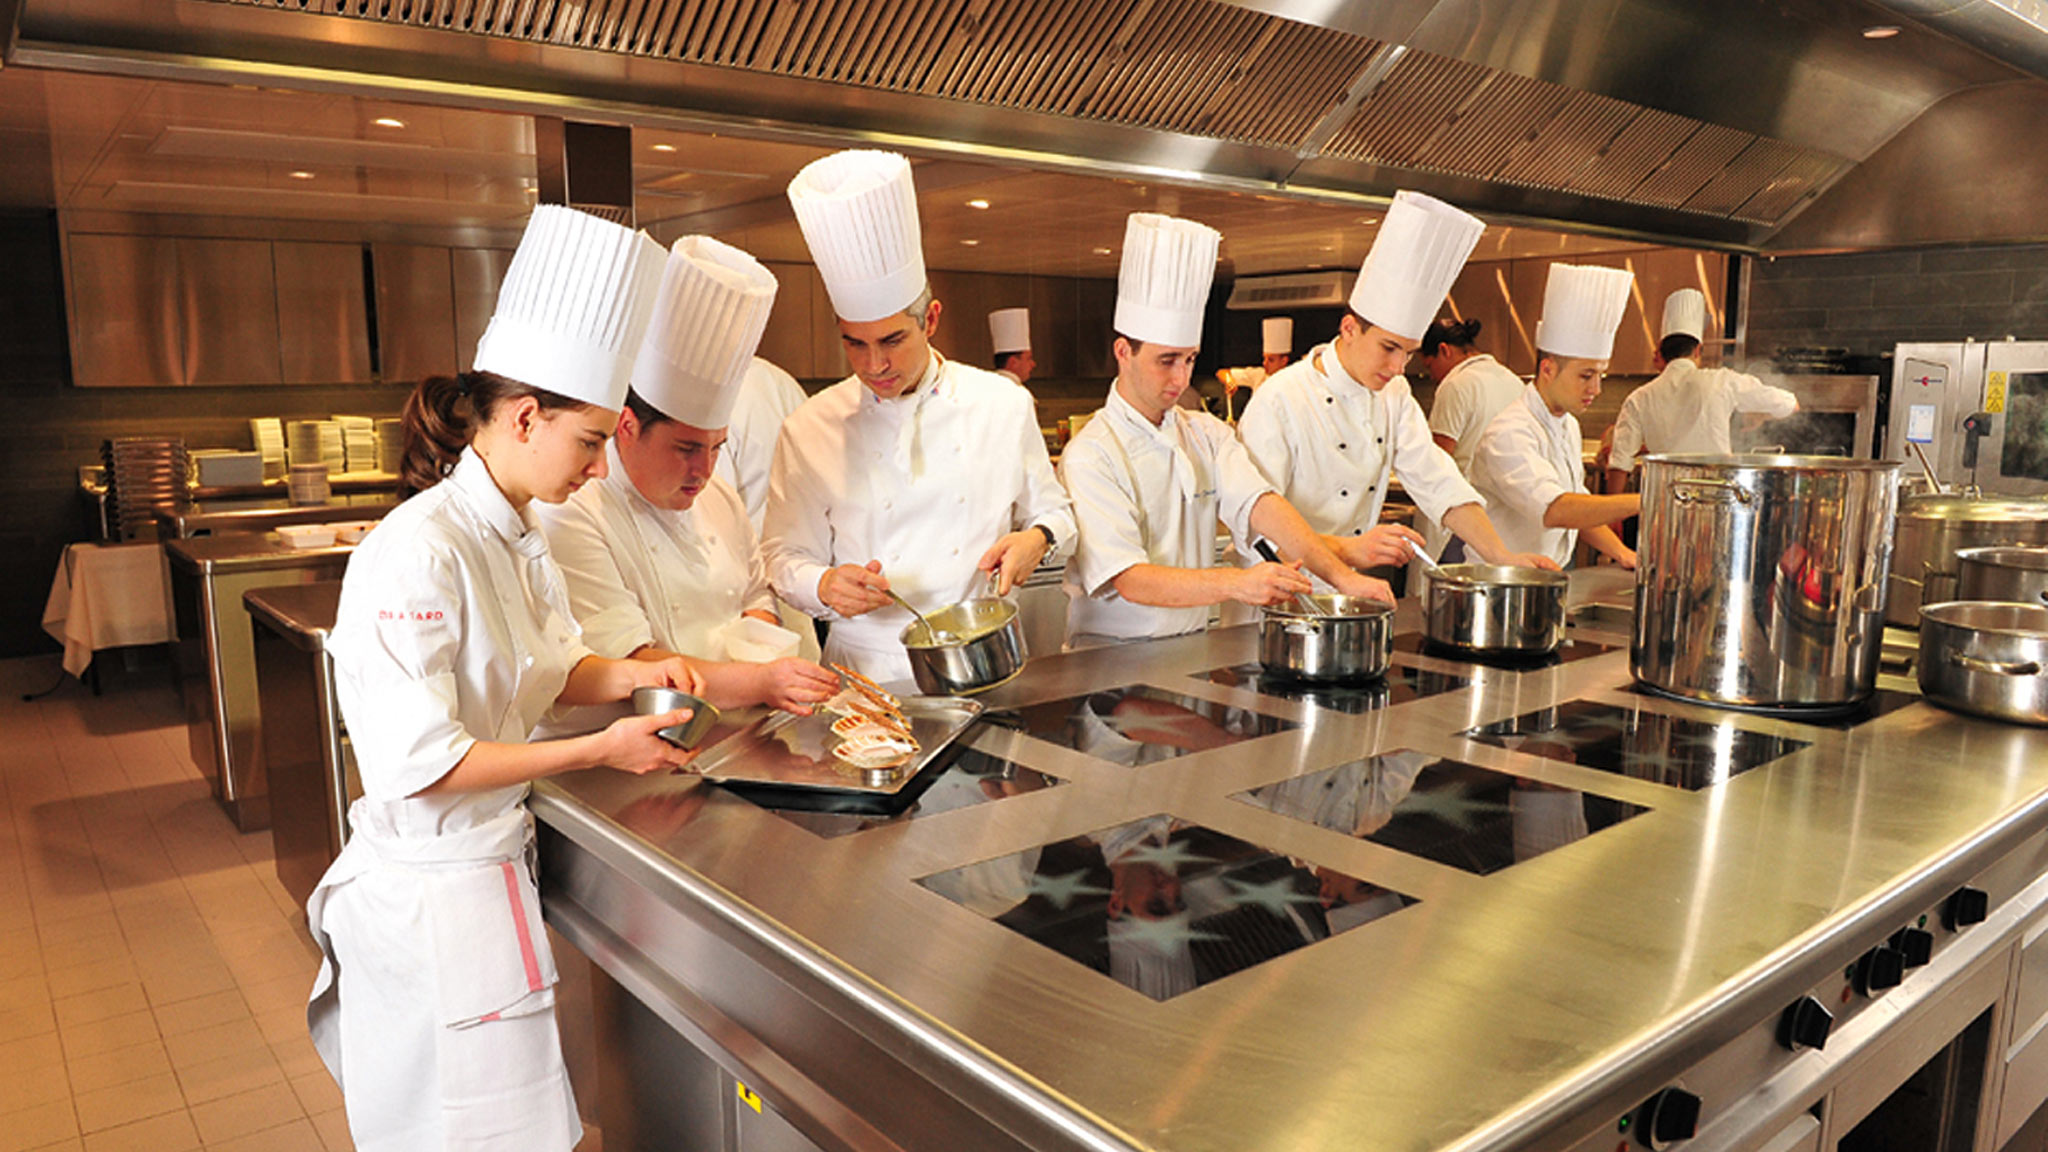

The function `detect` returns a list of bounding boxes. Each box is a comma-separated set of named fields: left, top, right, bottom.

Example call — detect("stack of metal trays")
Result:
left=101, top=437, right=189, bottom=540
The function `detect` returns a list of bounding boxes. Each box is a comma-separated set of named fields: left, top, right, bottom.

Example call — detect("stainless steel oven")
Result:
left=1889, top=341, right=2048, bottom=497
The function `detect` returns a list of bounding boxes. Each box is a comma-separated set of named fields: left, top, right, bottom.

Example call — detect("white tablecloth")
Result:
left=42, top=542, right=175, bottom=677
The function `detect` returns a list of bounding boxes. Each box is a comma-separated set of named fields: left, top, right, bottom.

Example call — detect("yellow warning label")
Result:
left=1987, top=371, right=2008, bottom=414
left=736, top=1082, right=763, bottom=1114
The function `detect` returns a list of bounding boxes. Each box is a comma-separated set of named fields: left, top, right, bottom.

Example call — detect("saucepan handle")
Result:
left=1950, top=651, right=2044, bottom=677
left=1671, top=478, right=1755, bottom=506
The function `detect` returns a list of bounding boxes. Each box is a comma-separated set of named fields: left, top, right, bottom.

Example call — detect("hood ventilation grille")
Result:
left=207, top=0, right=1850, bottom=227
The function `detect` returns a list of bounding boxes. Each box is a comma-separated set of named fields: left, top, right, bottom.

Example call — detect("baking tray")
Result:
left=690, top=695, right=985, bottom=811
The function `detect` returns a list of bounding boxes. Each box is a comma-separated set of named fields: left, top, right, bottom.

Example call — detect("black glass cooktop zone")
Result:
left=990, top=686, right=1297, bottom=766
left=766, top=746, right=1064, bottom=840
left=1233, top=750, right=1650, bottom=875
left=1623, top=684, right=1923, bottom=731
left=1463, top=699, right=1811, bottom=791
left=1392, top=631, right=1618, bottom=669
left=919, top=816, right=1415, bottom=1001
left=1194, top=662, right=1473, bottom=714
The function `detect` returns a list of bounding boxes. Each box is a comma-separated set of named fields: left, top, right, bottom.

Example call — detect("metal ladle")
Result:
left=886, top=588, right=956, bottom=645
left=1910, top=442, right=1946, bottom=494
left=1407, top=536, right=1444, bottom=578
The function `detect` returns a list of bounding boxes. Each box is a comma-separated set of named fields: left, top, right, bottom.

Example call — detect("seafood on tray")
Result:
left=823, top=665, right=919, bottom=769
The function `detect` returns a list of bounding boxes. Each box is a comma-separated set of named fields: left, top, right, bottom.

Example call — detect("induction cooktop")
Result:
left=1194, top=662, right=1473, bottom=714
left=1462, top=699, right=1812, bottom=791
left=988, top=686, right=1297, bottom=767
left=1393, top=632, right=1620, bottom=670
left=918, top=815, right=1414, bottom=1001
left=766, top=746, right=1065, bottom=840
left=1233, top=750, right=1650, bottom=875
left=1622, top=684, right=1923, bottom=731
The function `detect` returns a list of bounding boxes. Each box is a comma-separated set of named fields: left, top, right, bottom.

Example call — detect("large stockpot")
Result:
left=1633, top=454, right=1902, bottom=710
left=1258, top=595, right=1393, bottom=683
left=1886, top=493, right=2048, bottom=627
left=1918, top=601, right=2048, bottom=725
left=901, top=596, right=1026, bottom=696
left=1421, top=564, right=1569, bottom=654
left=1957, top=546, right=2048, bottom=607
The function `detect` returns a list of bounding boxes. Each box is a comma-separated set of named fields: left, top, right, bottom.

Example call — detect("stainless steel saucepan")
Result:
left=1918, top=601, right=2048, bottom=726
left=899, top=574, right=1027, bottom=696
left=1422, top=563, right=1570, bottom=655
left=1957, top=546, right=2048, bottom=608
left=1249, top=539, right=1393, bottom=681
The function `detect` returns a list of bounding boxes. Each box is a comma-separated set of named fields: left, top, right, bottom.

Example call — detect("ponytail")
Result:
left=398, top=371, right=592, bottom=499
left=1420, top=317, right=1484, bottom=358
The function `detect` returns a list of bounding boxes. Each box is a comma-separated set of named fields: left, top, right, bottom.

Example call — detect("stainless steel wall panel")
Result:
left=450, top=246, right=513, bottom=374
left=178, top=236, right=282, bottom=386
left=371, top=242, right=458, bottom=384
left=274, top=240, right=373, bottom=385
left=66, top=231, right=181, bottom=388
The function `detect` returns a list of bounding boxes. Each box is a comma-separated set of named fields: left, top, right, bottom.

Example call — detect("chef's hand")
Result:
left=1331, top=569, right=1397, bottom=605
left=1496, top=551, right=1562, bottom=572
left=1233, top=561, right=1313, bottom=606
left=1610, top=548, right=1638, bottom=571
left=595, top=711, right=699, bottom=776
left=820, top=560, right=893, bottom=617
left=1334, top=523, right=1427, bottom=571
left=638, top=655, right=707, bottom=698
left=754, top=658, right=839, bottom=715
left=978, top=529, right=1050, bottom=595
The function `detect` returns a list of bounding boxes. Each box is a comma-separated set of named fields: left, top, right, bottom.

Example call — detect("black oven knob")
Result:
left=1777, top=995, right=1834, bottom=1051
left=1891, top=927, right=1934, bottom=969
left=1855, top=945, right=1905, bottom=996
left=1633, top=1086, right=1701, bottom=1149
left=1945, top=887, right=1989, bottom=931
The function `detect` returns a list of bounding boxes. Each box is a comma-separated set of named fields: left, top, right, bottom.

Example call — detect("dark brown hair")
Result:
left=622, top=387, right=672, bottom=432
left=398, top=371, right=592, bottom=499
left=1658, top=333, right=1703, bottom=363
left=1420, top=317, right=1483, bottom=357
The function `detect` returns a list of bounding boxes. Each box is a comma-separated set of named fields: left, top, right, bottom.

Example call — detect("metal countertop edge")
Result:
left=529, top=782, right=1141, bottom=1152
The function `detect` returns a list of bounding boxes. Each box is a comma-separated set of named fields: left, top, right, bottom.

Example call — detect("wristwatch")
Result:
left=1033, top=523, right=1057, bottom=551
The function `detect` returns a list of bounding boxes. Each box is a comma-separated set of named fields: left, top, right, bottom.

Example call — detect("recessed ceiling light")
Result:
left=651, top=143, right=677, bottom=153
left=1092, top=246, right=1113, bottom=256
left=373, top=116, right=406, bottom=129
left=288, top=170, right=315, bottom=180
left=1358, top=217, right=1378, bottom=226
left=1862, top=24, right=1900, bottom=38
left=960, top=239, right=980, bottom=247
left=966, top=198, right=990, bottom=210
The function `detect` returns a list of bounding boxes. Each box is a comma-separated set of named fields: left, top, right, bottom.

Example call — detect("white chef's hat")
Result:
left=786, top=149, right=926, bottom=324
left=989, top=307, right=1031, bottom=354
left=1534, top=263, right=1636, bottom=361
left=630, top=235, right=779, bottom=430
left=1262, top=316, right=1293, bottom=356
left=474, top=205, right=666, bottom=411
left=1347, top=191, right=1485, bottom=342
left=1661, top=288, right=1708, bottom=341
left=1114, top=213, right=1221, bottom=348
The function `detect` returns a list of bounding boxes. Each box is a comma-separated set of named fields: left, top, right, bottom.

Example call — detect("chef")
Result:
left=763, top=149, right=1076, bottom=685
left=306, top=206, right=699, bottom=1152
left=1061, top=212, right=1390, bottom=647
left=1236, top=190, right=1553, bottom=577
left=1469, top=263, right=1643, bottom=568
left=537, top=234, right=837, bottom=725
left=715, top=356, right=807, bottom=532
left=989, top=307, right=1035, bottom=385
left=1417, top=317, right=1527, bottom=560
left=1607, top=287, right=1799, bottom=489
left=1217, top=316, right=1294, bottom=400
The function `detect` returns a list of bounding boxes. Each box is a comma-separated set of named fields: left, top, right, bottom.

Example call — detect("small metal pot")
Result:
left=1957, top=546, right=2048, bottom=608
left=1423, top=564, right=1569, bottom=654
left=1258, top=595, right=1393, bottom=682
left=1918, top=601, right=2048, bottom=726
left=1887, top=493, right=2048, bottom=627
left=901, top=596, right=1026, bottom=696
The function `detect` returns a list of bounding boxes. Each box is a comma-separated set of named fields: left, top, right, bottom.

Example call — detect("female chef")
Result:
left=305, top=205, right=700, bottom=1152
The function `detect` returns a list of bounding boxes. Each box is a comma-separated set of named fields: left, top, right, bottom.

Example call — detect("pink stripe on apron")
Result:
left=500, top=861, right=545, bottom=993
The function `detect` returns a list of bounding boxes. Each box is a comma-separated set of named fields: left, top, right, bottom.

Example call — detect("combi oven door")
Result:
left=1979, top=342, right=2048, bottom=499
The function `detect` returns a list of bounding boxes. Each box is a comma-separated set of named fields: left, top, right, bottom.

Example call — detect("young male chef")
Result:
left=989, top=307, right=1035, bottom=385
left=1606, top=287, right=1800, bottom=489
left=1236, top=190, right=1553, bottom=576
left=716, top=356, right=808, bottom=532
left=538, top=235, right=839, bottom=721
left=1469, top=263, right=1643, bottom=568
left=1060, top=212, right=1391, bottom=647
left=1218, top=316, right=1295, bottom=398
left=763, top=149, right=1075, bottom=685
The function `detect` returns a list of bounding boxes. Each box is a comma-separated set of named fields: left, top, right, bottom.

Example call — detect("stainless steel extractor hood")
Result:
left=7, top=0, right=2048, bottom=252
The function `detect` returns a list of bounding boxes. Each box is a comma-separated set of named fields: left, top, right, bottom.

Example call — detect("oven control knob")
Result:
left=1891, top=927, right=1934, bottom=969
left=1855, top=945, right=1905, bottom=996
left=1945, top=887, right=1989, bottom=931
left=1633, top=1086, right=1702, bottom=1149
left=1777, top=995, right=1834, bottom=1052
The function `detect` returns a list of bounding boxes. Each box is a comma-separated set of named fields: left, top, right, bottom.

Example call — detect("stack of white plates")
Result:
left=375, top=418, right=403, bottom=475
left=249, top=418, right=287, bottom=481
left=102, top=437, right=190, bottom=540
left=335, top=415, right=378, bottom=474
left=285, top=420, right=344, bottom=472
left=287, top=462, right=332, bottom=506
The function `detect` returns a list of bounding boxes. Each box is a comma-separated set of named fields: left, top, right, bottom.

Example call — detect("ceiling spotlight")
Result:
left=373, top=116, right=406, bottom=129
left=960, top=238, right=981, bottom=247
left=651, top=143, right=677, bottom=153
left=288, top=170, right=315, bottom=180
left=967, top=198, right=990, bottom=210
left=1092, top=246, right=1113, bottom=256
left=1862, top=24, right=1900, bottom=38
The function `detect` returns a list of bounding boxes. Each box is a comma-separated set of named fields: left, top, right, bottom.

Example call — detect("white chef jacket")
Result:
left=1610, top=358, right=1800, bottom=468
left=762, top=350, right=1075, bottom=685
left=309, top=447, right=589, bottom=1151
left=1468, top=385, right=1590, bottom=567
left=713, top=357, right=808, bottom=532
left=1060, top=383, right=1274, bottom=643
left=996, top=368, right=1023, bottom=386
left=1427, top=353, right=1527, bottom=474
left=1237, top=343, right=1483, bottom=574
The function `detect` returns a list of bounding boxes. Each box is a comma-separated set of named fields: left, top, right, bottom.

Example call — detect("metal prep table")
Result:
left=167, top=534, right=353, bottom=831
left=533, top=570, right=2048, bottom=1152
left=245, top=581, right=354, bottom=905
left=153, top=490, right=397, bottom=539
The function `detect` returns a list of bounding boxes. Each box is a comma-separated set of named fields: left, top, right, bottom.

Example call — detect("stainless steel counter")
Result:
left=533, top=576, right=2048, bottom=1152
left=153, top=492, right=395, bottom=539
left=245, top=582, right=354, bottom=905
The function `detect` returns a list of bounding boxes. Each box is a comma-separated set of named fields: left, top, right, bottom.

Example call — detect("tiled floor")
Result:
left=0, top=653, right=349, bottom=1152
